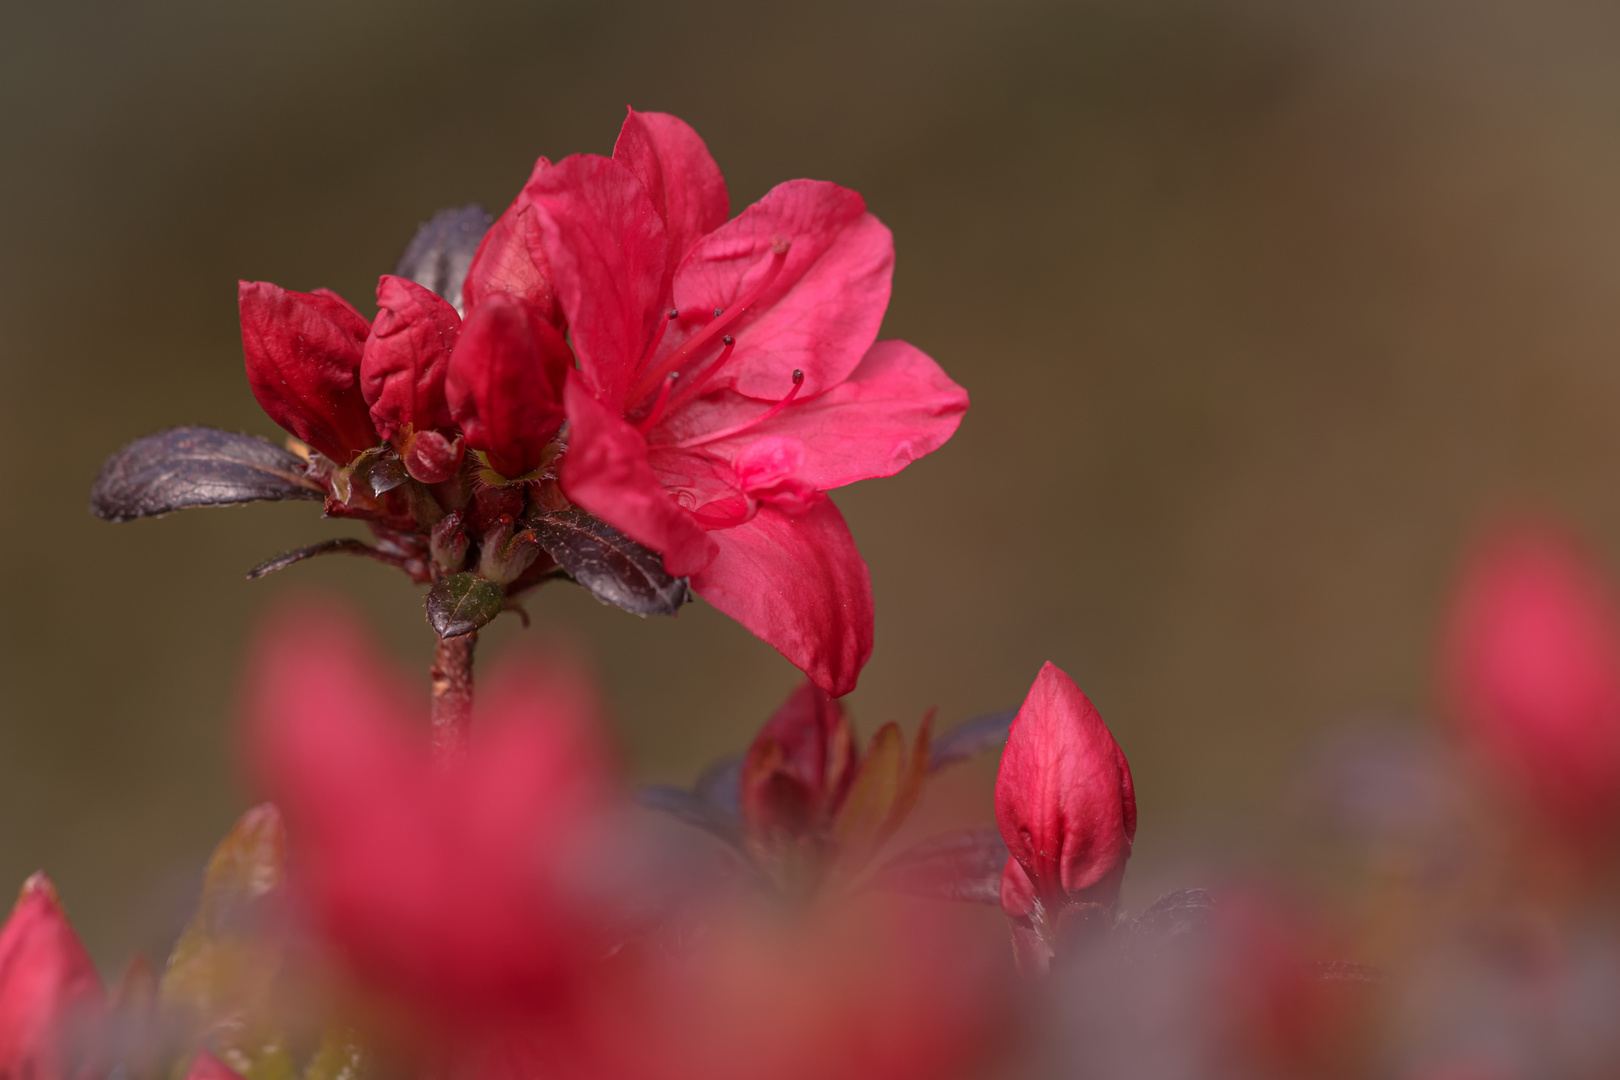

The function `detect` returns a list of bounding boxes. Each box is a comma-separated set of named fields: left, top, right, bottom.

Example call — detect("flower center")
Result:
left=625, top=239, right=791, bottom=412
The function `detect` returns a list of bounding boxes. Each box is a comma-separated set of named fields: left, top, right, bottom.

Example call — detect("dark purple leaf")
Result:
left=531, top=509, right=689, bottom=617
left=246, top=538, right=405, bottom=580
left=928, top=709, right=1016, bottom=772
left=425, top=572, right=505, bottom=638
left=1127, top=888, right=1216, bottom=952
left=394, top=205, right=492, bottom=315
left=90, top=426, right=323, bottom=522
left=696, top=755, right=743, bottom=820
left=635, top=785, right=743, bottom=848
left=872, top=828, right=1008, bottom=904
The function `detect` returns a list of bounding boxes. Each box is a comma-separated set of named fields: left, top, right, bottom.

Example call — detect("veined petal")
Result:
left=239, top=281, right=378, bottom=463
left=690, top=496, right=873, bottom=697
left=528, top=155, right=669, bottom=411
left=994, top=664, right=1136, bottom=909
left=613, top=108, right=729, bottom=288
left=560, top=375, right=716, bottom=577
left=445, top=293, right=570, bottom=480
left=674, top=339, right=969, bottom=490
left=462, top=157, right=557, bottom=320
left=361, top=274, right=461, bottom=442
left=668, top=179, right=892, bottom=400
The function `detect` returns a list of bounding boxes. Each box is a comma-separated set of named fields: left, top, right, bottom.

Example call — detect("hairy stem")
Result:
left=430, top=632, right=477, bottom=762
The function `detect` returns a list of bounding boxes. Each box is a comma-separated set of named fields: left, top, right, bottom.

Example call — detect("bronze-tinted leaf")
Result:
left=872, top=828, right=1008, bottom=905
left=393, top=205, right=492, bottom=315
left=832, top=722, right=905, bottom=856
left=245, top=539, right=407, bottom=581
left=162, top=805, right=288, bottom=1061
left=425, top=572, right=505, bottom=638
left=531, top=509, right=689, bottom=616
left=90, top=426, right=323, bottom=522
left=301, top=1028, right=369, bottom=1080
left=928, top=709, right=1016, bottom=772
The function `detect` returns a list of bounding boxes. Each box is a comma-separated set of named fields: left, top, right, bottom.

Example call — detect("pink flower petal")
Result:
left=668, top=179, right=892, bottom=400
left=528, top=155, right=668, bottom=411
left=560, top=375, right=717, bottom=578
left=613, top=108, right=729, bottom=290
left=462, top=157, right=557, bottom=320
left=690, top=496, right=873, bottom=697
left=685, top=339, right=969, bottom=490
left=360, top=274, right=461, bottom=442
left=1443, top=521, right=1620, bottom=828
left=247, top=600, right=609, bottom=1032
left=239, top=280, right=378, bottom=463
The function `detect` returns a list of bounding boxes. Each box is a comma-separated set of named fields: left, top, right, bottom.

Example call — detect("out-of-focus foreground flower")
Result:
left=1442, top=520, right=1620, bottom=835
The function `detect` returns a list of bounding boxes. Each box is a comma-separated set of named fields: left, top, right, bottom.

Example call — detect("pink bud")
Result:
left=1442, top=521, right=1620, bottom=830
left=0, top=874, right=105, bottom=1080
left=740, top=681, right=856, bottom=843
left=239, top=281, right=378, bottom=464
left=402, top=428, right=464, bottom=485
left=445, top=293, right=571, bottom=481
left=994, top=663, right=1136, bottom=923
left=360, top=274, right=460, bottom=443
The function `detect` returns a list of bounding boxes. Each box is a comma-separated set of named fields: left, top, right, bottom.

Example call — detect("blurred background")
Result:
left=6, top=0, right=1620, bottom=966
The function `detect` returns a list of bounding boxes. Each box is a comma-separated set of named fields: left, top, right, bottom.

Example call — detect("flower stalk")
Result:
left=430, top=632, right=477, bottom=762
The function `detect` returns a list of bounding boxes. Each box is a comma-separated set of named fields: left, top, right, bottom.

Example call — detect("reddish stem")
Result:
left=430, top=632, right=477, bottom=762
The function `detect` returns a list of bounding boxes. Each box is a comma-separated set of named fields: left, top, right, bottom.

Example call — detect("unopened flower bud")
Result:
left=994, top=662, right=1136, bottom=967
left=431, top=513, right=469, bottom=572
left=0, top=873, right=105, bottom=1080
left=1443, top=521, right=1620, bottom=832
left=740, top=682, right=856, bottom=849
left=479, top=516, right=540, bottom=586
left=403, top=428, right=465, bottom=485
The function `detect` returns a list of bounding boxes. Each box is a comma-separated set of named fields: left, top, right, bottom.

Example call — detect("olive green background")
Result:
left=7, top=0, right=1620, bottom=964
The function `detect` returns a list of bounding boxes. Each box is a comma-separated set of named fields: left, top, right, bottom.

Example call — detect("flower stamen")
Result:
left=664, top=369, right=805, bottom=450
left=627, top=241, right=791, bottom=405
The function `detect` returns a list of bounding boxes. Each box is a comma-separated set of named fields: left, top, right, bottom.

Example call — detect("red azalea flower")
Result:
left=245, top=599, right=614, bottom=1035
left=0, top=874, right=105, bottom=1080
left=528, top=108, right=969, bottom=696
left=1441, top=520, right=1620, bottom=832
left=993, top=662, right=1136, bottom=972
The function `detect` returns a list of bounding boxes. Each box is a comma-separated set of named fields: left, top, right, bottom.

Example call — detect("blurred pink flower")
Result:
left=245, top=599, right=613, bottom=1036
left=993, top=662, right=1136, bottom=971
left=0, top=874, right=104, bottom=1080
left=1442, top=520, right=1620, bottom=831
left=534, top=108, right=969, bottom=696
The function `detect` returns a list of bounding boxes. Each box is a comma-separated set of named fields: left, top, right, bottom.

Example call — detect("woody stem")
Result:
left=430, top=631, right=477, bottom=762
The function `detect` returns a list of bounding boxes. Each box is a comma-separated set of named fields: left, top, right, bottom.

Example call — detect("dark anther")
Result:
left=667, top=308, right=678, bottom=320
left=714, top=307, right=724, bottom=318
left=792, top=369, right=804, bottom=383
left=722, top=334, right=735, bottom=346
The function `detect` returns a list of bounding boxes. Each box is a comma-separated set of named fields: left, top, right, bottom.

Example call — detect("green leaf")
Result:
left=162, top=805, right=290, bottom=1078
left=425, top=572, right=505, bottom=638
left=302, top=1028, right=369, bottom=1080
